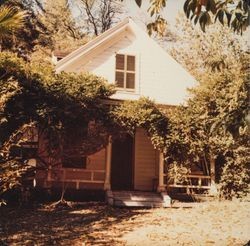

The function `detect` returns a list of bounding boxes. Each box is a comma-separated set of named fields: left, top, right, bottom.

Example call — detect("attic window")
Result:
left=115, top=54, right=135, bottom=90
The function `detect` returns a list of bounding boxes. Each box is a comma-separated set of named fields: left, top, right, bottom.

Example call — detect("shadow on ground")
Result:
left=0, top=202, right=149, bottom=245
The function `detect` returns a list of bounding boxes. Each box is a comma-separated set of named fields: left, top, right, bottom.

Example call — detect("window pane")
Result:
left=126, top=73, right=135, bottom=89
left=127, top=56, right=135, bottom=71
left=116, top=54, right=125, bottom=70
left=115, top=71, right=124, bottom=88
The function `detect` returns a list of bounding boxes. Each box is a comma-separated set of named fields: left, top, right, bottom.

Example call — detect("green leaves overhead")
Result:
left=183, top=0, right=250, bottom=33
left=147, top=0, right=168, bottom=36
left=199, top=11, right=211, bottom=32
left=0, top=6, right=26, bottom=38
left=135, top=0, right=142, bottom=7
left=121, top=0, right=142, bottom=7
left=112, top=97, right=169, bottom=151
left=128, top=0, right=250, bottom=34
left=147, top=16, right=167, bottom=36
left=148, top=0, right=167, bottom=17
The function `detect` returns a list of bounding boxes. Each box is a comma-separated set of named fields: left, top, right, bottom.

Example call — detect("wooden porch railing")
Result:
left=47, top=168, right=105, bottom=184
left=166, top=174, right=211, bottom=193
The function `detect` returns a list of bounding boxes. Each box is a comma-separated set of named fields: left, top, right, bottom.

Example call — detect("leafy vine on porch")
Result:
left=0, top=49, right=249, bottom=201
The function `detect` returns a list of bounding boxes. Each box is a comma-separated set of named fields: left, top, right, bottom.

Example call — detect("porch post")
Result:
left=209, top=154, right=217, bottom=195
left=210, top=155, right=215, bottom=183
left=157, top=152, right=166, bottom=192
left=104, top=136, right=112, bottom=190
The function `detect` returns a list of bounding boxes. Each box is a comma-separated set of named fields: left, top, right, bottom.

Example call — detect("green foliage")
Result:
left=168, top=19, right=250, bottom=198
left=147, top=0, right=167, bottom=36
left=135, top=0, right=142, bottom=7
left=219, top=146, right=250, bottom=199
left=165, top=69, right=249, bottom=198
left=0, top=51, right=114, bottom=135
left=112, top=97, right=169, bottom=151
left=147, top=16, right=167, bottom=36
left=128, top=0, right=250, bottom=34
left=183, top=0, right=250, bottom=34
left=0, top=51, right=115, bottom=195
left=167, top=162, right=191, bottom=185
left=0, top=1, right=51, bottom=57
left=0, top=6, right=26, bottom=38
left=40, top=0, right=86, bottom=49
left=0, top=52, right=171, bottom=198
left=0, top=124, right=34, bottom=195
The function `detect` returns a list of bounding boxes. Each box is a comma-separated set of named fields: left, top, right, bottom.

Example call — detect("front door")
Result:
left=111, top=134, right=133, bottom=190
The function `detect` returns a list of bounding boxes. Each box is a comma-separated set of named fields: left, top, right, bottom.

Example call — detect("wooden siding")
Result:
left=85, top=33, right=141, bottom=101
left=62, top=23, right=196, bottom=105
left=134, top=129, right=158, bottom=191
left=36, top=140, right=106, bottom=190
left=87, top=148, right=106, bottom=170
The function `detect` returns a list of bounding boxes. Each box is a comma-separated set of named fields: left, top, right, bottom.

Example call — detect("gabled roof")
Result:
left=56, top=18, right=132, bottom=72
left=55, top=17, right=197, bottom=106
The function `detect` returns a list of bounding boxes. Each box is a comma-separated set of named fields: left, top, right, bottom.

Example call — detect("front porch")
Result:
left=103, top=129, right=167, bottom=193
left=35, top=128, right=215, bottom=206
left=102, top=129, right=215, bottom=207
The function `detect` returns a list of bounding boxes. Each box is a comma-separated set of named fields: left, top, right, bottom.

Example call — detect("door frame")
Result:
left=110, top=134, right=135, bottom=190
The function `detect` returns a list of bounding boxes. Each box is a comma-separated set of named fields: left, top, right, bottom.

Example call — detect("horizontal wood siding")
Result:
left=134, top=129, right=157, bottom=191
left=72, top=27, right=195, bottom=105
left=36, top=141, right=106, bottom=190
left=87, top=148, right=106, bottom=171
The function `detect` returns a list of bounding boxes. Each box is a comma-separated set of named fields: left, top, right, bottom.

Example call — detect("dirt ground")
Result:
left=0, top=201, right=249, bottom=246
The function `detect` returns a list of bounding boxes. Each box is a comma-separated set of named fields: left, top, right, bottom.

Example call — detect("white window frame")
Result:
left=115, top=54, right=136, bottom=92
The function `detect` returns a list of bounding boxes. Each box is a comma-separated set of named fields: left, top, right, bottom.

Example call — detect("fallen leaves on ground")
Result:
left=0, top=201, right=249, bottom=245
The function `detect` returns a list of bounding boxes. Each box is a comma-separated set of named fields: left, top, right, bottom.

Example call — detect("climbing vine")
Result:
left=0, top=51, right=116, bottom=196
left=1, top=50, right=249, bottom=201
left=112, top=97, right=170, bottom=151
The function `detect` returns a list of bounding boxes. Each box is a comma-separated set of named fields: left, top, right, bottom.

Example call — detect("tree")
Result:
left=0, top=51, right=116, bottom=199
left=165, top=17, right=249, bottom=198
left=0, top=0, right=53, bottom=59
left=77, top=0, right=123, bottom=36
left=0, top=6, right=26, bottom=50
left=112, top=97, right=169, bottom=151
left=29, top=0, right=88, bottom=65
left=170, top=13, right=249, bottom=80
left=126, top=0, right=250, bottom=34
left=41, top=0, right=86, bottom=48
left=183, top=0, right=250, bottom=34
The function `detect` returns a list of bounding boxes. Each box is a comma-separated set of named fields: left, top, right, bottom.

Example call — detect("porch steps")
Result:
left=107, top=191, right=171, bottom=208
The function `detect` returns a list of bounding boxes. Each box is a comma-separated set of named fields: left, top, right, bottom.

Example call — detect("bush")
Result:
left=219, top=146, right=250, bottom=199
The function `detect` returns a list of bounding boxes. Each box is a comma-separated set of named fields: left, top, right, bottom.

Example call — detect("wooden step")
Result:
left=115, top=196, right=163, bottom=202
left=111, top=191, right=171, bottom=207
left=112, top=191, right=160, bottom=196
left=114, top=199, right=165, bottom=208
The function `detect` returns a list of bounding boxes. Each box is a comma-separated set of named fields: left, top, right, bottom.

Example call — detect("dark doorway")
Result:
left=111, top=134, right=134, bottom=190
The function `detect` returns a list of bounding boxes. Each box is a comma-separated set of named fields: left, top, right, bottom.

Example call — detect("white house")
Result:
left=36, top=18, right=211, bottom=207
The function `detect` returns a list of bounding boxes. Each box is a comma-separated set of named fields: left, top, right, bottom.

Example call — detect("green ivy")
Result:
left=112, top=97, right=169, bottom=151
left=1, top=50, right=249, bottom=200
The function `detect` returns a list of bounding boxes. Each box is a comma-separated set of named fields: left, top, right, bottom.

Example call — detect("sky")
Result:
left=73, top=0, right=249, bottom=42
left=73, top=0, right=186, bottom=28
